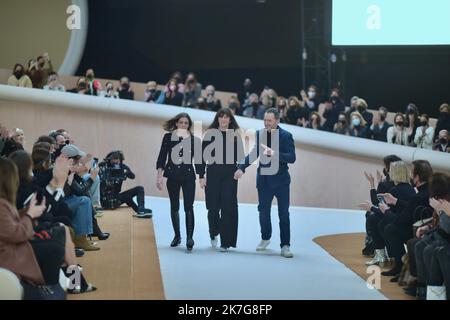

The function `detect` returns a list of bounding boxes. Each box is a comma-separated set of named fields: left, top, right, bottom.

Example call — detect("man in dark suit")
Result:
left=371, top=107, right=392, bottom=142
left=234, top=108, right=296, bottom=258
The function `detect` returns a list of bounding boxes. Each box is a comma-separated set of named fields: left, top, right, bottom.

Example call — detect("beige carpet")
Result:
left=314, top=233, right=415, bottom=300
left=69, top=207, right=165, bottom=300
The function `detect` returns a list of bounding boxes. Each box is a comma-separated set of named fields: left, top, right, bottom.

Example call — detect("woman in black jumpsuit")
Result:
left=202, top=108, right=243, bottom=252
left=156, top=113, right=204, bottom=252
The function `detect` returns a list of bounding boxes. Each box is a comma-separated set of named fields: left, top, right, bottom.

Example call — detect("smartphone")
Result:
left=377, top=195, right=385, bottom=204
left=92, top=158, right=99, bottom=169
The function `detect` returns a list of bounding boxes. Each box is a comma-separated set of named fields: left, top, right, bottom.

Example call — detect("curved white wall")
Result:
left=1, top=85, right=449, bottom=209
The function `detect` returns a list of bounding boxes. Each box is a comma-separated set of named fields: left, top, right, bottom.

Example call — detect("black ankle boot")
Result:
left=381, top=260, right=403, bottom=277
left=186, top=210, right=195, bottom=251
left=92, top=215, right=110, bottom=240
left=171, top=236, right=181, bottom=247
left=170, top=211, right=181, bottom=247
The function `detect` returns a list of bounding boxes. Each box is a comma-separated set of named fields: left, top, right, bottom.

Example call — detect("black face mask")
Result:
left=383, top=168, right=389, bottom=179
left=14, top=70, right=23, bottom=79
left=379, top=114, right=386, bottom=121
left=440, top=138, right=448, bottom=145
left=338, top=120, right=346, bottom=125
left=122, top=83, right=130, bottom=90
left=395, top=122, right=404, bottom=127
left=420, top=121, right=428, bottom=126
left=357, top=107, right=365, bottom=113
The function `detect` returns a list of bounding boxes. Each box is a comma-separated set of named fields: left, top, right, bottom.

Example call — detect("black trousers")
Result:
left=415, top=232, right=439, bottom=285
left=383, top=223, right=413, bottom=261
left=118, top=186, right=145, bottom=213
left=366, top=211, right=396, bottom=251
left=30, top=239, right=65, bottom=285
left=205, top=166, right=238, bottom=248
left=429, top=244, right=450, bottom=299
left=407, top=238, right=420, bottom=277
left=166, top=178, right=196, bottom=240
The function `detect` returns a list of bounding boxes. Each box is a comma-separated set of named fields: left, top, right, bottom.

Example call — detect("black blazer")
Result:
left=156, top=132, right=205, bottom=181
left=371, top=122, right=392, bottom=142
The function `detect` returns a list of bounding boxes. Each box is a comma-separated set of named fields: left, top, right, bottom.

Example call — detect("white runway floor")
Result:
left=145, top=196, right=387, bottom=300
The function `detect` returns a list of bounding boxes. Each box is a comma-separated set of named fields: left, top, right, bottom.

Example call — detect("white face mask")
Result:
left=308, top=91, right=316, bottom=99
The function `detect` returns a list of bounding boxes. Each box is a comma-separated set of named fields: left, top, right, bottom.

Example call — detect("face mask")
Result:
left=396, top=122, right=404, bottom=127
left=14, top=70, right=23, bottom=79
left=308, top=91, right=316, bottom=99
left=338, top=120, right=346, bottom=125
left=352, top=118, right=361, bottom=127
left=379, top=114, right=386, bottom=121
left=39, top=62, right=45, bottom=68
left=420, top=121, right=428, bottom=126
left=87, top=74, right=94, bottom=80
left=440, top=138, right=448, bottom=145
left=122, top=83, right=130, bottom=90
left=357, top=107, right=365, bottom=113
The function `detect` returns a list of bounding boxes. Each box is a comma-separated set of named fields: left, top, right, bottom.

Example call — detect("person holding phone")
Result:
left=234, top=108, right=296, bottom=258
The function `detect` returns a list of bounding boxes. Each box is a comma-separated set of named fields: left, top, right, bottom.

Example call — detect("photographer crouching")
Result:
left=99, top=151, right=152, bottom=218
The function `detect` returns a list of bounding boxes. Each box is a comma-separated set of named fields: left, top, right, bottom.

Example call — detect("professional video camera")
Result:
left=99, top=150, right=127, bottom=209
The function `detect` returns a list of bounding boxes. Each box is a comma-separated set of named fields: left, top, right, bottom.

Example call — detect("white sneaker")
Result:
left=256, top=240, right=270, bottom=251
left=281, top=245, right=294, bottom=258
left=211, top=236, right=218, bottom=248
left=219, top=247, right=228, bottom=252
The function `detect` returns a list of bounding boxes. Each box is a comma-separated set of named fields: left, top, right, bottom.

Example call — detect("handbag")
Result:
left=21, top=281, right=66, bottom=300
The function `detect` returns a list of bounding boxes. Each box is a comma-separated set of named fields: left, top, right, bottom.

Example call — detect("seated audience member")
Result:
left=407, top=173, right=450, bottom=300
left=43, top=72, right=65, bottom=92
left=227, top=96, right=241, bottom=115
left=10, top=151, right=96, bottom=294
left=0, top=127, right=25, bottom=157
left=300, top=85, right=320, bottom=112
left=7, top=64, right=33, bottom=88
left=61, top=145, right=109, bottom=242
left=433, top=130, right=450, bottom=153
left=118, top=77, right=134, bottom=100
left=333, top=112, right=351, bottom=136
left=387, top=113, right=409, bottom=146
left=256, top=94, right=274, bottom=119
left=0, top=157, right=48, bottom=298
left=204, top=85, right=222, bottom=112
left=360, top=161, right=416, bottom=267
left=102, top=81, right=119, bottom=99
left=144, top=81, right=160, bottom=103
left=183, top=73, right=202, bottom=108
left=405, top=103, right=420, bottom=146
left=29, top=54, right=53, bottom=89
left=345, top=96, right=360, bottom=121
left=238, top=78, right=253, bottom=107
left=349, top=112, right=369, bottom=138
left=67, top=77, right=88, bottom=94
left=433, top=103, right=450, bottom=142
left=170, top=71, right=185, bottom=93
left=85, top=69, right=102, bottom=96
left=414, top=114, right=435, bottom=150
left=370, top=107, right=392, bottom=142
left=276, top=97, right=288, bottom=123
left=242, top=93, right=261, bottom=118
left=307, top=112, right=323, bottom=130
left=285, top=96, right=309, bottom=126
left=356, top=98, right=373, bottom=127
left=195, top=97, right=209, bottom=110
left=361, top=155, right=402, bottom=256
left=322, top=96, right=340, bottom=132
left=377, top=160, right=433, bottom=278
left=159, top=78, right=183, bottom=106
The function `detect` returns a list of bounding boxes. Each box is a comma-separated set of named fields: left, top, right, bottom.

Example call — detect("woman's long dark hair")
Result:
left=208, top=108, right=240, bottom=130
left=163, top=112, right=193, bottom=132
left=9, top=150, right=33, bottom=183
